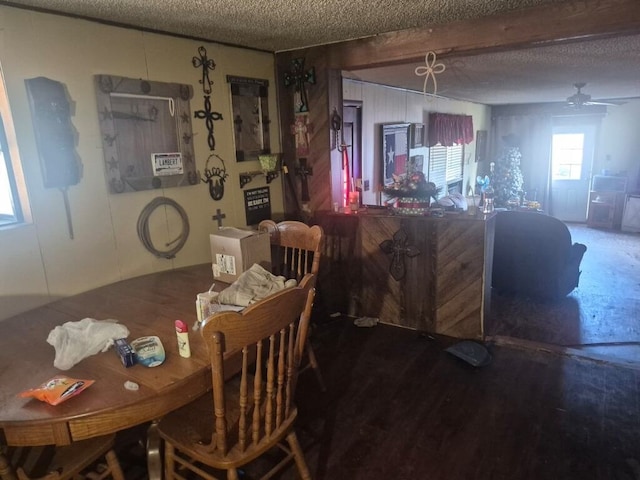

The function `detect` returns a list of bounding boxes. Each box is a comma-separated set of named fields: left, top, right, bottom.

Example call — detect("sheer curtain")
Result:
left=489, top=113, right=553, bottom=208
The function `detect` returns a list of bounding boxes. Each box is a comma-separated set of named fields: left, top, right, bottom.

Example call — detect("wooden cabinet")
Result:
left=314, top=211, right=495, bottom=339
left=587, top=191, right=625, bottom=229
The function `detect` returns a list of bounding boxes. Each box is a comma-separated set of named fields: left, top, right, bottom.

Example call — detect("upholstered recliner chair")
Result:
left=492, top=211, right=587, bottom=301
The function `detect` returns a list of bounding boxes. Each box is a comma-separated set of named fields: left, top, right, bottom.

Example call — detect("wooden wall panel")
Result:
left=433, top=220, right=488, bottom=338
left=276, top=51, right=340, bottom=218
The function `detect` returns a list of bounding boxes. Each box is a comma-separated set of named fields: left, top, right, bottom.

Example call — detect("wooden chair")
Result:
left=156, top=275, right=316, bottom=480
left=0, top=434, right=124, bottom=480
left=258, top=220, right=326, bottom=391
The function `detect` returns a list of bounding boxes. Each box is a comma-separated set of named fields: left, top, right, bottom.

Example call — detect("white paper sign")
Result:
left=151, top=152, right=183, bottom=176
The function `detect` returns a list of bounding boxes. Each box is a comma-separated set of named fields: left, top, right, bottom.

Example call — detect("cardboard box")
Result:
left=210, top=227, right=271, bottom=284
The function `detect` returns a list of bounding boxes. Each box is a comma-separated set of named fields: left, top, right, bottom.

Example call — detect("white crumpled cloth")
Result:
left=46, top=317, right=129, bottom=370
left=217, top=263, right=297, bottom=307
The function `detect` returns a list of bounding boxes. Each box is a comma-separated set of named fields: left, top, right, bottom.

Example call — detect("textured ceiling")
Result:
left=2, top=0, right=561, bottom=52
left=3, top=0, right=639, bottom=105
left=347, top=34, right=640, bottom=105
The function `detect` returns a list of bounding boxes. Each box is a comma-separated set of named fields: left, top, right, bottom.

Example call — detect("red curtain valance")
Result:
left=427, top=113, right=474, bottom=147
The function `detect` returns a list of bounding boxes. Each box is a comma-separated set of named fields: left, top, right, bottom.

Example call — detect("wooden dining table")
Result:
left=0, top=263, right=220, bottom=449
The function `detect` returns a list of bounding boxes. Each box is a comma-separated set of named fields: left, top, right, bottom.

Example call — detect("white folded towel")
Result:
left=217, top=263, right=297, bottom=307
left=47, top=317, right=129, bottom=370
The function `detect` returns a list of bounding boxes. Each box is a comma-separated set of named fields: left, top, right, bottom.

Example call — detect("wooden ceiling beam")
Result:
left=292, top=0, right=640, bottom=70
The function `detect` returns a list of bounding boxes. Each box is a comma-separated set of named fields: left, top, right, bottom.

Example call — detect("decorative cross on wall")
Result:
left=291, top=113, right=313, bottom=157
left=192, top=46, right=216, bottom=94
left=379, top=229, right=421, bottom=281
left=296, top=158, right=313, bottom=202
left=194, top=96, right=223, bottom=151
left=212, top=208, right=226, bottom=228
left=283, top=58, right=316, bottom=113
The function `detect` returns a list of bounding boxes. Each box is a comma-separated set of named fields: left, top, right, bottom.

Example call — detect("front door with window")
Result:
left=550, top=123, right=596, bottom=222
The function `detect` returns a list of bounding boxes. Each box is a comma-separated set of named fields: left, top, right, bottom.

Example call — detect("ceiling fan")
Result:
left=566, top=82, right=619, bottom=107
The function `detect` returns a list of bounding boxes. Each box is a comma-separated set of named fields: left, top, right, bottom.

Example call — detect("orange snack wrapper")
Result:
left=19, top=375, right=94, bottom=406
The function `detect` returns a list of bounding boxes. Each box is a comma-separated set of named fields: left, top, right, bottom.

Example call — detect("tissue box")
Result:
left=210, top=227, right=271, bottom=283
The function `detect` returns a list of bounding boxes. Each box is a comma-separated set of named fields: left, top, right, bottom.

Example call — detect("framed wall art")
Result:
left=94, top=75, right=196, bottom=194
left=410, top=123, right=425, bottom=148
left=381, top=123, right=410, bottom=184
left=227, top=75, right=271, bottom=162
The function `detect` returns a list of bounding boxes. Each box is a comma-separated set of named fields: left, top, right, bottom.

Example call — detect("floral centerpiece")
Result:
left=383, top=170, right=441, bottom=215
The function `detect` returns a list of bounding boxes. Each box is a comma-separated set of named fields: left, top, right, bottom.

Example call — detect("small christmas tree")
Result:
left=491, top=135, right=524, bottom=207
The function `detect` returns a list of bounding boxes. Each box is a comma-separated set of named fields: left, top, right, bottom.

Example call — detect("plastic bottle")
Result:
left=175, top=320, right=191, bottom=358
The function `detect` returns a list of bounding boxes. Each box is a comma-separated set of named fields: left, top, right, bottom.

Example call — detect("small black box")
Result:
left=114, top=338, right=136, bottom=368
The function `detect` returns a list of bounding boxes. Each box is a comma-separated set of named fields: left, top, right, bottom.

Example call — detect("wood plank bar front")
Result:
left=315, top=211, right=495, bottom=339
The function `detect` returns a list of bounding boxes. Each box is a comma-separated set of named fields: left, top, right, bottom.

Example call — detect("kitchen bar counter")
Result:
left=314, top=209, right=495, bottom=339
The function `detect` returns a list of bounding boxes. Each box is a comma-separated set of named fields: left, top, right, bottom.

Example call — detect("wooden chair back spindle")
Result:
left=258, top=220, right=326, bottom=391
left=157, top=275, right=315, bottom=479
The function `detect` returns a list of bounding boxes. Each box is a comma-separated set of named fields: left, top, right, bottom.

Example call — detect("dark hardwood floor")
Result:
left=115, top=223, right=640, bottom=479
left=486, top=223, right=640, bottom=364
left=272, top=320, right=640, bottom=479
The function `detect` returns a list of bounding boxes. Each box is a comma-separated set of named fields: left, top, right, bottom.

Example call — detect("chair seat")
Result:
left=157, top=379, right=298, bottom=470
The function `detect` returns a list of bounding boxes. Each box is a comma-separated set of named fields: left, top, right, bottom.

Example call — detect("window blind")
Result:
left=428, top=143, right=463, bottom=191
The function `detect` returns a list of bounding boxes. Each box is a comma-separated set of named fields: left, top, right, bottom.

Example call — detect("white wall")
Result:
left=343, top=79, right=491, bottom=205
left=0, top=6, right=282, bottom=320
left=597, top=99, right=640, bottom=190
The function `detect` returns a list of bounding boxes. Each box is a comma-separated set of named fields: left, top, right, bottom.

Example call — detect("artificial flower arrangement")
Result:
left=383, top=171, right=441, bottom=202
left=383, top=170, right=441, bottom=215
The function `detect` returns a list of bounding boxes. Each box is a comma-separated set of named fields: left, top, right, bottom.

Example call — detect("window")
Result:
left=428, top=143, right=463, bottom=192
left=552, top=133, right=585, bottom=180
left=0, top=68, right=27, bottom=227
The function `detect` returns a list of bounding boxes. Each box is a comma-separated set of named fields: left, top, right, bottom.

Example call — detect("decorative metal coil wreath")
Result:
left=137, top=197, right=190, bottom=259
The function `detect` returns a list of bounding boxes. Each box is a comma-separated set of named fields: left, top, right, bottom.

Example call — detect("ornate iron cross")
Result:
left=379, top=228, right=421, bottom=281
left=283, top=58, right=316, bottom=113
left=192, top=46, right=216, bottom=94
left=296, top=158, right=313, bottom=202
left=211, top=208, right=226, bottom=228
left=194, top=96, right=223, bottom=151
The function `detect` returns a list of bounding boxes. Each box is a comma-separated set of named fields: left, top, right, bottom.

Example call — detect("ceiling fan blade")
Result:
left=587, top=99, right=626, bottom=106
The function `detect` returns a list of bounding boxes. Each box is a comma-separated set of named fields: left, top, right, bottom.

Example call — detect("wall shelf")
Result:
left=239, top=170, right=280, bottom=188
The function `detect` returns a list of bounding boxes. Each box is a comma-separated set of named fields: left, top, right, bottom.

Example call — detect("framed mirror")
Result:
left=94, top=75, right=196, bottom=194
left=227, top=75, right=271, bottom=162
left=381, top=123, right=410, bottom=184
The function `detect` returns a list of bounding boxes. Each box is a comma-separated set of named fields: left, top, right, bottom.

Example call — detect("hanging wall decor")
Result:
left=194, top=96, right=223, bottom=151
left=94, top=75, right=196, bottom=194
left=291, top=113, right=313, bottom=157
left=137, top=197, right=190, bottom=259
left=211, top=208, right=226, bottom=228
left=296, top=158, right=313, bottom=202
left=244, top=186, right=271, bottom=226
left=330, top=107, right=342, bottom=151
left=201, top=153, right=229, bottom=200
left=283, top=58, right=316, bottom=113
left=415, top=51, right=446, bottom=100
left=192, top=46, right=216, bottom=94
left=25, top=77, right=80, bottom=239
left=379, top=228, right=421, bottom=281
left=191, top=46, right=223, bottom=151
left=227, top=76, right=271, bottom=162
